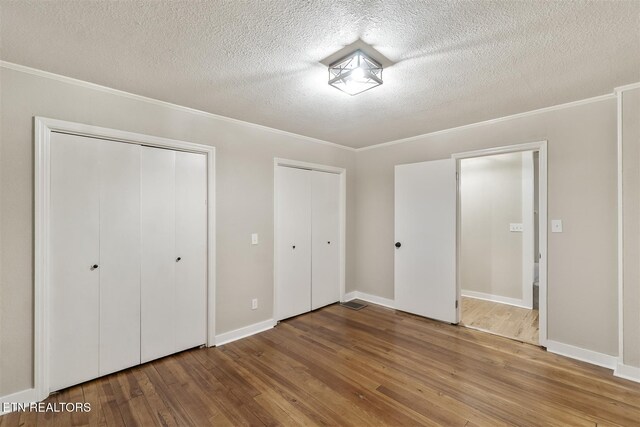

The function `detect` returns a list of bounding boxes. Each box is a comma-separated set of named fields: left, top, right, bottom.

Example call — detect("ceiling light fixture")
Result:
left=328, top=50, right=382, bottom=96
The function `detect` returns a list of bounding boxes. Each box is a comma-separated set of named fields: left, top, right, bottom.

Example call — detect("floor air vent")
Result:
left=340, top=300, right=368, bottom=310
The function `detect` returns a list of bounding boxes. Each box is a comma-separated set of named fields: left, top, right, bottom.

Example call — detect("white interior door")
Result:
left=174, top=151, right=207, bottom=352
left=141, top=146, right=176, bottom=363
left=275, top=166, right=312, bottom=320
left=311, top=170, right=340, bottom=310
left=394, top=159, right=458, bottom=323
left=98, top=140, right=141, bottom=376
left=50, top=132, right=101, bottom=391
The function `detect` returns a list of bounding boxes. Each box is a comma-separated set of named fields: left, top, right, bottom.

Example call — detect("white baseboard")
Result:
left=343, top=291, right=395, bottom=309
left=343, top=291, right=357, bottom=301
left=462, top=290, right=532, bottom=309
left=546, top=340, right=618, bottom=370
left=0, top=388, right=37, bottom=415
left=215, top=318, right=276, bottom=346
left=614, top=363, right=640, bottom=383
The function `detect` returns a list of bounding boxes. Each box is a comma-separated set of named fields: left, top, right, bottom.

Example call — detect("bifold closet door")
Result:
left=50, top=133, right=141, bottom=391
left=141, top=147, right=207, bottom=363
left=98, top=140, right=141, bottom=376
left=311, top=171, right=341, bottom=310
left=276, top=166, right=312, bottom=320
left=174, top=151, right=207, bottom=352
left=50, top=133, right=101, bottom=391
left=141, top=147, right=177, bottom=363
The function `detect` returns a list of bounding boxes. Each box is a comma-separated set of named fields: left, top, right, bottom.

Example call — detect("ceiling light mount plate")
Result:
left=328, top=50, right=383, bottom=96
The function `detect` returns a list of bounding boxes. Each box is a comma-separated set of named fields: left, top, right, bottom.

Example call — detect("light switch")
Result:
left=509, top=223, right=523, bottom=232
left=251, top=233, right=259, bottom=245
left=551, top=220, right=563, bottom=233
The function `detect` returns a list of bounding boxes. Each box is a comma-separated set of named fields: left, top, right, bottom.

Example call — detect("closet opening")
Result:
left=33, top=117, right=216, bottom=401
left=273, top=158, right=346, bottom=322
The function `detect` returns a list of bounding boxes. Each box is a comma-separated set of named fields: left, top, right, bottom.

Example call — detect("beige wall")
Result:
left=0, top=68, right=357, bottom=396
left=355, top=98, right=618, bottom=356
left=460, top=152, right=523, bottom=300
left=622, top=87, right=640, bottom=368
left=0, top=65, right=626, bottom=396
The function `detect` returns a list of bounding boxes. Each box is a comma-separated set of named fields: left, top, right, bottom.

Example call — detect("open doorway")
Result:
left=455, top=146, right=545, bottom=346
left=393, top=141, right=547, bottom=344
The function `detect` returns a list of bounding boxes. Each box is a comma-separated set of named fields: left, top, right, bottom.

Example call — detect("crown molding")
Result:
left=356, top=93, right=616, bottom=152
left=2, top=61, right=631, bottom=153
left=0, top=61, right=356, bottom=152
left=614, top=82, right=640, bottom=93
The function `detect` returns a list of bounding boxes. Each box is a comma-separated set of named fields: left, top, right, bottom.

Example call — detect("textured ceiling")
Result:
left=1, top=1, right=639, bottom=148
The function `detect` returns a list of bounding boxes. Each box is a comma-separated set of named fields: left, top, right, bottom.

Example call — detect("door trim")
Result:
left=273, top=158, right=347, bottom=320
left=452, top=140, right=548, bottom=346
left=34, top=117, right=216, bottom=401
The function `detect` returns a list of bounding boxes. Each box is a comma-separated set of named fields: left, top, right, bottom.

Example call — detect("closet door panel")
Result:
left=174, top=151, right=207, bottom=352
left=50, top=132, right=100, bottom=391
left=98, top=141, right=141, bottom=376
left=311, top=171, right=341, bottom=310
left=276, top=166, right=312, bottom=320
left=141, top=147, right=176, bottom=363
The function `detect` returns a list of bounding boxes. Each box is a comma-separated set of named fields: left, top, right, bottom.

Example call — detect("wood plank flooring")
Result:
left=2, top=303, right=639, bottom=426
left=461, top=296, right=539, bottom=345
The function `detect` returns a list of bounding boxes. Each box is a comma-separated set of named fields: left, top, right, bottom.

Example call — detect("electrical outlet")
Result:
left=251, top=233, right=259, bottom=245
left=251, top=298, right=258, bottom=310
left=509, top=223, right=523, bottom=232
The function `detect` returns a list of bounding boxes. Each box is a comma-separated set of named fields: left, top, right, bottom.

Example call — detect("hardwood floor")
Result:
left=461, top=296, right=539, bottom=345
left=2, top=303, right=639, bottom=426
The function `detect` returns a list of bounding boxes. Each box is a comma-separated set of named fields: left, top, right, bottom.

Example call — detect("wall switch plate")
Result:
left=509, top=223, right=524, bottom=232
left=251, top=233, right=258, bottom=245
left=551, top=219, right=563, bottom=233
left=251, top=298, right=258, bottom=310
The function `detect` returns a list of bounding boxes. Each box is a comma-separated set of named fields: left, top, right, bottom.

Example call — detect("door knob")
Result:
left=176, top=257, right=182, bottom=262
left=395, top=242, right=401, bottom=248
left=91, top=264, right=99, bottom=270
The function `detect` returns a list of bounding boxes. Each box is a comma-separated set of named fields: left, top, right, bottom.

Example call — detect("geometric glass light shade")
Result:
left=328, top=50, right=383, bottom=96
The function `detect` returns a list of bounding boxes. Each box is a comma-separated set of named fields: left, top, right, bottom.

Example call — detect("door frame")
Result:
left=273, top=158, right=347, bottom=320
left=34, top=117, right=216, bottom=400
left=452, top=141, right=548, bottom=346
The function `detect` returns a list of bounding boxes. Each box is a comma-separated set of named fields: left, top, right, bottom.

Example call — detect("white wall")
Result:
left=355, top=97, right=618, bottom=358
left=0, top=67, right=357, bottom=396
left=460, top=152, right=524, bottom=300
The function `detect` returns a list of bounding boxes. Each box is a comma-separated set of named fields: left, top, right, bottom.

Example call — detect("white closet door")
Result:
left=50, top=132, right=100, bottom=391
left=276, top=166, right=312, bottom=320
left=174, top=151, right=207, bottom=352
left=98, top=141, right=141, bottom=376
left=311, top=171, right=341, bottom=310
left=141, top=147, right=176, bottom=363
